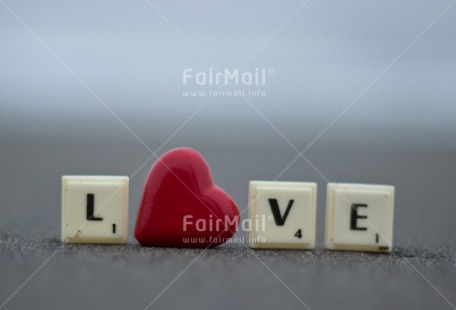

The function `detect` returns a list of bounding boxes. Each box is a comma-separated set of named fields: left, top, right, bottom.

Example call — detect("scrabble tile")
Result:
left=248, top=181, right=317, bottom=249
left=61, top=176, right=129, bottom=244
left=325, top=183, right=395, bottom=252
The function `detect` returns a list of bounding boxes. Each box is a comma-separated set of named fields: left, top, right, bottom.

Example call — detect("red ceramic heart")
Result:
left=134, top=148, right=239, bottom=248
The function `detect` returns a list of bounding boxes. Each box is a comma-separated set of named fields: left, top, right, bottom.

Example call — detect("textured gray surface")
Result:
left=0, top=237, right=455, bottom=310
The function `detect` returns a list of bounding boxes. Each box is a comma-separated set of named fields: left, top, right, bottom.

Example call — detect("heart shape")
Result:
left=134, top=148, right=239, bottom=248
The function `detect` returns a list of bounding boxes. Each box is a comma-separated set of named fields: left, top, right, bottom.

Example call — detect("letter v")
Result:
left=268, top=199, right=294, bottom=226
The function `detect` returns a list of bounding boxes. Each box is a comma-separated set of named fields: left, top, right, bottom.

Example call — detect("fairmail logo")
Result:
left=182, top=214, right=266, bottom=232
left=183, top=68, right=273, bottom=86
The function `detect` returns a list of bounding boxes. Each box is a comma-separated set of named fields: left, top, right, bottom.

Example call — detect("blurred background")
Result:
left=1, top=0, right=455, bottom=309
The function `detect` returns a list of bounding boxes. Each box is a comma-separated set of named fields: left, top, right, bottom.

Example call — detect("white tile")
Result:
left=248, top=181, right=317, bottom=249
left=325, top=183, right=395, bottom=252
left=61, top=176, right=129, bottom=244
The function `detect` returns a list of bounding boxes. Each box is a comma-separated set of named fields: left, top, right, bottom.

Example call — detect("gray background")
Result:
left=0, top=0, right=455, bottom=309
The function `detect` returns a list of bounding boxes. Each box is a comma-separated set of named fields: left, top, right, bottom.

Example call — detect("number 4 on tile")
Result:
left=294, top=229, right=302, bottom=239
